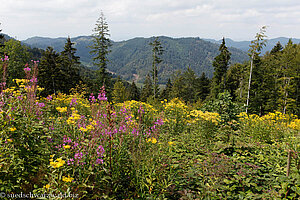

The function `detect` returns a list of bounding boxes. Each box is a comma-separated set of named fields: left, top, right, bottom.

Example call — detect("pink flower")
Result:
left=24, top=66, right=31, bottom=72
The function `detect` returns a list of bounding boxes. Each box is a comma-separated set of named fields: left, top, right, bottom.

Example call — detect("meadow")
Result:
left=0, top=61, right=300, bottom=199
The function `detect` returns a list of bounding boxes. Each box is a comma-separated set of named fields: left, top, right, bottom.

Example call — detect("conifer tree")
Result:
left=60, top=37, right=82, bottom=92
left=211, top=37, right=231, bottom=98
left=195, top=72, right=210, bottom=101
left=39, top=47, right=61, bottom=95
left=128, top=81, right=140, bottom=101
left=160, top=78, right=172, bottom=100
left=149, top=37, right=163, bottom=99
left=89, top=11, right=112, bottom=91
left=246, top=26, right=267, bottom=113
left=141, top=74, right=153, bottom=102
left=112, top=79, right=128, bottom=103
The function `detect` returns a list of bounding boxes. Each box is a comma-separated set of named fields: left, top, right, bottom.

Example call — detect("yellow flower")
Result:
left=56, top=107, right=67, bottom=113
left=44, top=184, right=50, bottom=189
left=79, top=127, right=87, bottom=132
left=50, top=154, right=55, bottom=158
left=62, top=175, right=74, bottom=183
left=147, top=137, right=157, bottom=144
left=64, top=145, right=71, bottom=149
left=168, top=141, right=174, bottom=146
left=7, top=139, right=13, bottom=142
left=10, top=127, right=16, bottom=132
left=50, top=158, right=65, bottom=168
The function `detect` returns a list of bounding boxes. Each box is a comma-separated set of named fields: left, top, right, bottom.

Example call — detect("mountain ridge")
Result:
left=21, top=35, right=251, bottom=83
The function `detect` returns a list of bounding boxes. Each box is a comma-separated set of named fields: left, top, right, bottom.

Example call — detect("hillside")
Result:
left=204, top=37, right=300, bottom=54
left=23, top=36, right=249, bottom=83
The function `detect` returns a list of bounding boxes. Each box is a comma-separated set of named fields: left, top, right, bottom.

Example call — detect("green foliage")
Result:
left=140, top=74, right=153, bottom=102
left=0, top=39, right=32, bottom=84
left=149, top=37, right=164, bottom=98
left=203, top=91, right=243, bottom=125
left=112, top=79, right=129, bottom=103
left=89, top=11, right=112, bottom=91
left=211, top=37, right=231, bottom=98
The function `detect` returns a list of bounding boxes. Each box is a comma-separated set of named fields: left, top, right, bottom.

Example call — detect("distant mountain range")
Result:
left=203, top=37, right=300, bottom=54
left=21, top=35, right=251, bottom=83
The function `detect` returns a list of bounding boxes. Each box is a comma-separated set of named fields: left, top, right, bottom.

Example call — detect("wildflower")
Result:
left=62, top=175, right=74, bottom=183
left=10, top=127, right=16, bottom=132
left=24, top=66, right=31, bottom=72
left=64, top=145, right=71, bottom=149
left=168, top=141, right=174, bottom=146
left=56, top=107, right=67, bottom=113
left=97, top=86, right=107, bottom=101
left=7, top=139, right=13, bottom=142
left=44, top=184, right=50, bottom=189
left=79, top=127, right=87, bottom=132
left=147, top=137, right=157, bottom=144
left=50, top=158, right=65, bottom=168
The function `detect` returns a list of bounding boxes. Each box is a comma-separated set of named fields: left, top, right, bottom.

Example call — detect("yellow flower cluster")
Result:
left=10, top=127, right=16, bottom=132
left=147, top=137, right=157, bottom=144
left=190, top=110, right=220, bottom=125
left=117, top=100, right=158, bottom=115
left=288, top=119, right=300, bottom=130
left=238, top=112, right=299, bottom=129
left=50, top=158, right=65, bottom=168
left=66, top=111, right=81, bottom=125
left=62, top=175, right=74, bottom=183
left=63, top=145, right=71, bottom=149
left=56, top=107, right=67, bottom=113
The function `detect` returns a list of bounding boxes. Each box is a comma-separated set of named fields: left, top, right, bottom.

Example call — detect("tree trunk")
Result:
left=246, top=53, right=254, bottom=113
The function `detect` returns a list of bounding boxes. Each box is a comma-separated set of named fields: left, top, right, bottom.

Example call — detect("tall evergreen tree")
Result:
left=160, top=78, right=172, bottom=100
left=211, top=37, right=231, bottom=98
left=39, top=47, right=61, bottom=95
left=128, top=81, right=140, bottom=101
left=149, top=37, right=163, bottom=99
left=246, top=26, right=267, bottom=113
left=112, top=79, right=129, bottom=103
left=141, top=74, right=153, bottom=102
left=89, top=11, right=112, bottom=91
left=195, top=72, right=210, bottom=101
left=270, top=41, right=283, bottom=55
left=60, top=37, right=82, bottom=91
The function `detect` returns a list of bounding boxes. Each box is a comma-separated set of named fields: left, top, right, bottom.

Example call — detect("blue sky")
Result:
left=0, top=0, right=299, bottom=41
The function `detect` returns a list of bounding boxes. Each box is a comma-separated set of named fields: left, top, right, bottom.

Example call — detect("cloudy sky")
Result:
left=0, top=0, right=300, bottom=41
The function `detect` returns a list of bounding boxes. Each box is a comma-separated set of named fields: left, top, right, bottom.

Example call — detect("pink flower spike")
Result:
left=24, top=67, right=31, bottom=72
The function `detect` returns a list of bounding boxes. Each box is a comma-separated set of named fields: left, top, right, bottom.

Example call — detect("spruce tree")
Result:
left=39, top=47, right=61, bottom=95
left=195, top=72, right=210, bottom=101
left=160, top=78, right=172, bottom=100
left=60, top=37, right=82, bottom=91
left=112, top=79, right=128, bottom=103
left=89, top=11, right=112, bottom=91
left=149, top=37, right=163, bottom=99
left=128, top=81, right=140, bottom=101
left=211, top=37, right=231, bottom=98
left=141, top=74, right=153, bottom=102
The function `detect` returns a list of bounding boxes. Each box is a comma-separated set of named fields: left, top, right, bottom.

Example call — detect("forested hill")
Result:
left=204, top=37, right=300, bottom=54
left=23, top=36, right=248, bottom=83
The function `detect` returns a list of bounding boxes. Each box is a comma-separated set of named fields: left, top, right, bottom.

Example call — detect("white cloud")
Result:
left=0, top=0, right=299, bottom=40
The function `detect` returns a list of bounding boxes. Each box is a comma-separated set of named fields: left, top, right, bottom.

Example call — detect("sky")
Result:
left=0, top=0, right=300, bottom=41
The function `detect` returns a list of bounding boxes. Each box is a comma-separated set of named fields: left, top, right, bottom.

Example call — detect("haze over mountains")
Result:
left=18, top=35, right=299, bottom=83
